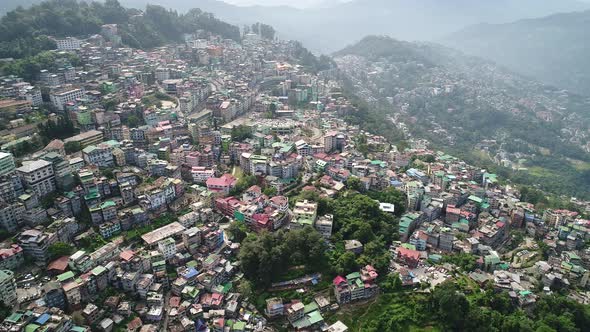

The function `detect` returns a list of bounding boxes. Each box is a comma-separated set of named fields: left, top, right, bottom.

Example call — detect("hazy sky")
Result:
left=224, top=0, right=353, bottom=9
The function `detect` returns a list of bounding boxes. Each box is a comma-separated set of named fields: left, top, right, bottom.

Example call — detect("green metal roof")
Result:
left=57, top=271, right=75, bottom=282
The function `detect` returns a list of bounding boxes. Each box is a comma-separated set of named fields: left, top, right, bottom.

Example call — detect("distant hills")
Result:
left=3, top=0, right=589, bottom=53
left=443, top=10, right=590, bottom=95
left=335, top=36, right=590, bottom=198
left=125, top=0, right=590, bottom=52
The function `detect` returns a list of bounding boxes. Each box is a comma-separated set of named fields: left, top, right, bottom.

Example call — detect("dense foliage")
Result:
left=1, top=50, right=81, bottom=81
left=248, top=23, right=275, bottom=40
left=48, top=241, right=75, bottom=259
left=238, top=226, right=327, bottom=288
left=37, top=115, right=77, bottom=144
left=367, top=187, right=407, bottom=217
left=230, top=125, right=253, bottom=142
left=327, top=193, right=399, bottom=274
left=338, top=279, right=590, bottom=332
left=291, top=41, right=335, bottom=74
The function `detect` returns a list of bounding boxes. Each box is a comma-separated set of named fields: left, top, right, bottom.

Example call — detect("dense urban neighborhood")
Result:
left=0, top=1, right=589, bottom=332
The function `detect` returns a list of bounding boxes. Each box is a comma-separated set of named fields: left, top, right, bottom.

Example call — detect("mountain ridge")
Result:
left=335, top=35, right=590, bottom=198
left=443, top=9, right=590, bottom=95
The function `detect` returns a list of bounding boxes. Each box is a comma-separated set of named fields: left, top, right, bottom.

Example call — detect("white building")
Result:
left=191, top=167, right=215, bottom=184
left=315, top=214, right=334, bottom=238
left=0, top=270, right=17, bottom=306
left=50, top=88, right=85, bottom=110
left=17, top=159, right=56, bottom=198
left=56, top=37, right=82, bottom=50
left=82, top=144, right=114, bottom=168
left=157, top=237, right=177, bottom=260
left=0, top=152, right=16, bottom=176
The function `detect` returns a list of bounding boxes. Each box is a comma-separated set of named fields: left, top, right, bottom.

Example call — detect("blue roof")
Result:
left=183, top=267, right=199, bottom=279
left=35, top=313, right=50, bottom=325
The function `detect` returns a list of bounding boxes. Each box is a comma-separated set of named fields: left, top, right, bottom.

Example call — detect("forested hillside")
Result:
left=0, top=0, right=240, bottom=59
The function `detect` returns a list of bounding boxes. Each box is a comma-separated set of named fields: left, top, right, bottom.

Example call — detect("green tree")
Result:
left=345, top=176, right=363, bottom=191
left=64, top=141, right=81, bottom=154
left=227, top=221, right=248, bottom=243
left=48, top=242, right=74, bottom=259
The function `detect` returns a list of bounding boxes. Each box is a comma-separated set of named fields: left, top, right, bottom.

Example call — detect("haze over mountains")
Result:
left=4, top=1, right=590, bottom=100
left=2, top=0, right=589, bottom=53
left=120, top=0, right=590, bottom=52
left=443, top=10, right=590, bottom=95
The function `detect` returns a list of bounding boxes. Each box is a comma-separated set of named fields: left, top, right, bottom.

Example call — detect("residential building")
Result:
left=0, top=153, right=16, bottom=176
left=17, top=159, right=56, bottom=198
left=157, top=238, right=177, bottom=260
left=56, top=37, right=82, bottom=50
left=50, top=88, right=85, bottom=110
left=0, top=270, right=17, bottom=306
left=0, top=244, right=24, bottom=270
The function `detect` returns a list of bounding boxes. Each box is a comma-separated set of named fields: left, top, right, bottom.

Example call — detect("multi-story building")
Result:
left=315, top=214, right=333, bottom=238
left=0, top=244, right=24, bottom=270
left=265, top=297, right=284, bottom=318
left=182, top=227, right=202, bottom=254
left=293, top=200, right=318, bottom=223
left=158, top=238, right=177, bottom=260
left=17, top=159, right=56, bottom=198
left=56, top=37, right=82, bottom=50
left=439, top=227, right=454, bottom=252
left=50, top=88, right=85, bottom=110
left=0, top=269, right=17, bottom=306
left=205, top=174, right=237, bottom=195
left=82, top=144, right=114, bottom=168
left=333, top=266, right=379, bottom=305
left=191, top=167, right=215, bottom=184
left=69, top=250, right=94, bottom=273
left=18, top=229, right=56, bottom=264
left=99, top=220, right=122, bottom=239
left=0, top=201, right=25, bottom=233
left=0, top=152, right=16, bottom=176
left=0, top=99, right=32, bottom=119
left=64, top=130, right=104, bottom=148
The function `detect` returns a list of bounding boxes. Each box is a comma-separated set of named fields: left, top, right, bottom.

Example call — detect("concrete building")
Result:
left=157, top=238, right=177, bottom=260
left=315, top=214, right=333, bottom=238
left=0, top=244, right=24, bottom=271
left=56, top=37, right=82, bottom=50
left=50, top=88, right=85, bottom=110
left=0, top=152, right=16, bottom=176
left=17, top=159, right=56, bottom=198
left=0, top=270, right=17, bottom=306
left=64, top=130, right=104, bottom=148
left=18, top=229, right=56, bottom=264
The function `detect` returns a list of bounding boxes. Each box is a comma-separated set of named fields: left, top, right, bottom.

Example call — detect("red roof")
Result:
left=333, top=275, right=346, bottom=286
left=253, top=214, right=270, bottom=225
left=169, top=296, right=181, bottom=308
left=397, top=247, right=420, bottom=260
left=120, top=250, right=135, bottom=262
left=47, top=256, right=69, bottom=272
left=206, top=174, right=237, bottom=188
left=0, top=244, right=22, bottom=259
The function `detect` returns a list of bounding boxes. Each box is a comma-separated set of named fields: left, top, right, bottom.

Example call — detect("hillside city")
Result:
left=0, top=2, right=589, bottom=332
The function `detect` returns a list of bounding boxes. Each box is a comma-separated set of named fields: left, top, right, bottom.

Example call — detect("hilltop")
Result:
left=336, top=36, right=590, bottom=198
left=444, top=10, right=590, bottom=95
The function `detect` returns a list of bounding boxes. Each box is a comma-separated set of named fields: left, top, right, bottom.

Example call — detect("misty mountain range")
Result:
left=122, top=0, right=590, bottom=52
left=443, top=10, right=590, bottom=95
left=2, top=0, right=589, bottom=52
left=4, top=0, right=590, bottom=93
